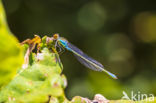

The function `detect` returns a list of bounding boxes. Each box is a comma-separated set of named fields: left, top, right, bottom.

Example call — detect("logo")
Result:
left=121, top=91, right=155, bottom=101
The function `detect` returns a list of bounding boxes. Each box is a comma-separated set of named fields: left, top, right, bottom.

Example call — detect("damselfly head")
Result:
left=53, top=33, right=60, bottom=40
left=57, top=37, right=68, bottom=48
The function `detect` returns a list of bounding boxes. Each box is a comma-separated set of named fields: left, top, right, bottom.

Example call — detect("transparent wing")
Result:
left=67, top=43, right=104, bottom=71
left=66, top=42, right=117, bottom=79
left=74, top=53, right=103, bottom=71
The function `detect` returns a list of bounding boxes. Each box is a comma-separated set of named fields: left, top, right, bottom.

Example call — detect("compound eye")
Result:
left=53, top=33, right=59, bottom=39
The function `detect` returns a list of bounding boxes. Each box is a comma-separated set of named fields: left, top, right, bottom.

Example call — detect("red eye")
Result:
left=53, top=33, right=59, bottom=39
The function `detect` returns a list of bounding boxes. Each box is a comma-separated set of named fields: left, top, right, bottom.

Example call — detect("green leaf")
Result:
left=0, top=48, right=68, bottom=103
left=0, top=1, right=24, bottom=87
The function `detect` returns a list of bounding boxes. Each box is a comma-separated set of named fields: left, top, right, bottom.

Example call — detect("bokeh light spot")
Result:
left=105, top=33, right=135, bottom=77
left=133, top=12, right=156, bottom=43
left=77, top=2, right=107, bottom=31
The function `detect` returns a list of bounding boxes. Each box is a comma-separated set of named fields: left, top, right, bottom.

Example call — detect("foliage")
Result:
left=0, top=0, right=23, bottom=87
left=0, top=48, right=68, bottom=103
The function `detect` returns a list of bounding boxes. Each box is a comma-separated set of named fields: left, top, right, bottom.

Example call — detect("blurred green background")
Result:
left=2, top=0, right=156, bottom=100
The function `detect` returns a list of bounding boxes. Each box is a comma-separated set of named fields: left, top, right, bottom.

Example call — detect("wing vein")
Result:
left=66, top=42, right=117, bottom=79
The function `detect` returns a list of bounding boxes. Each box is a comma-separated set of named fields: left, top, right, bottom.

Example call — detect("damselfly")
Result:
left=53, top=34, right=117, bottom=79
